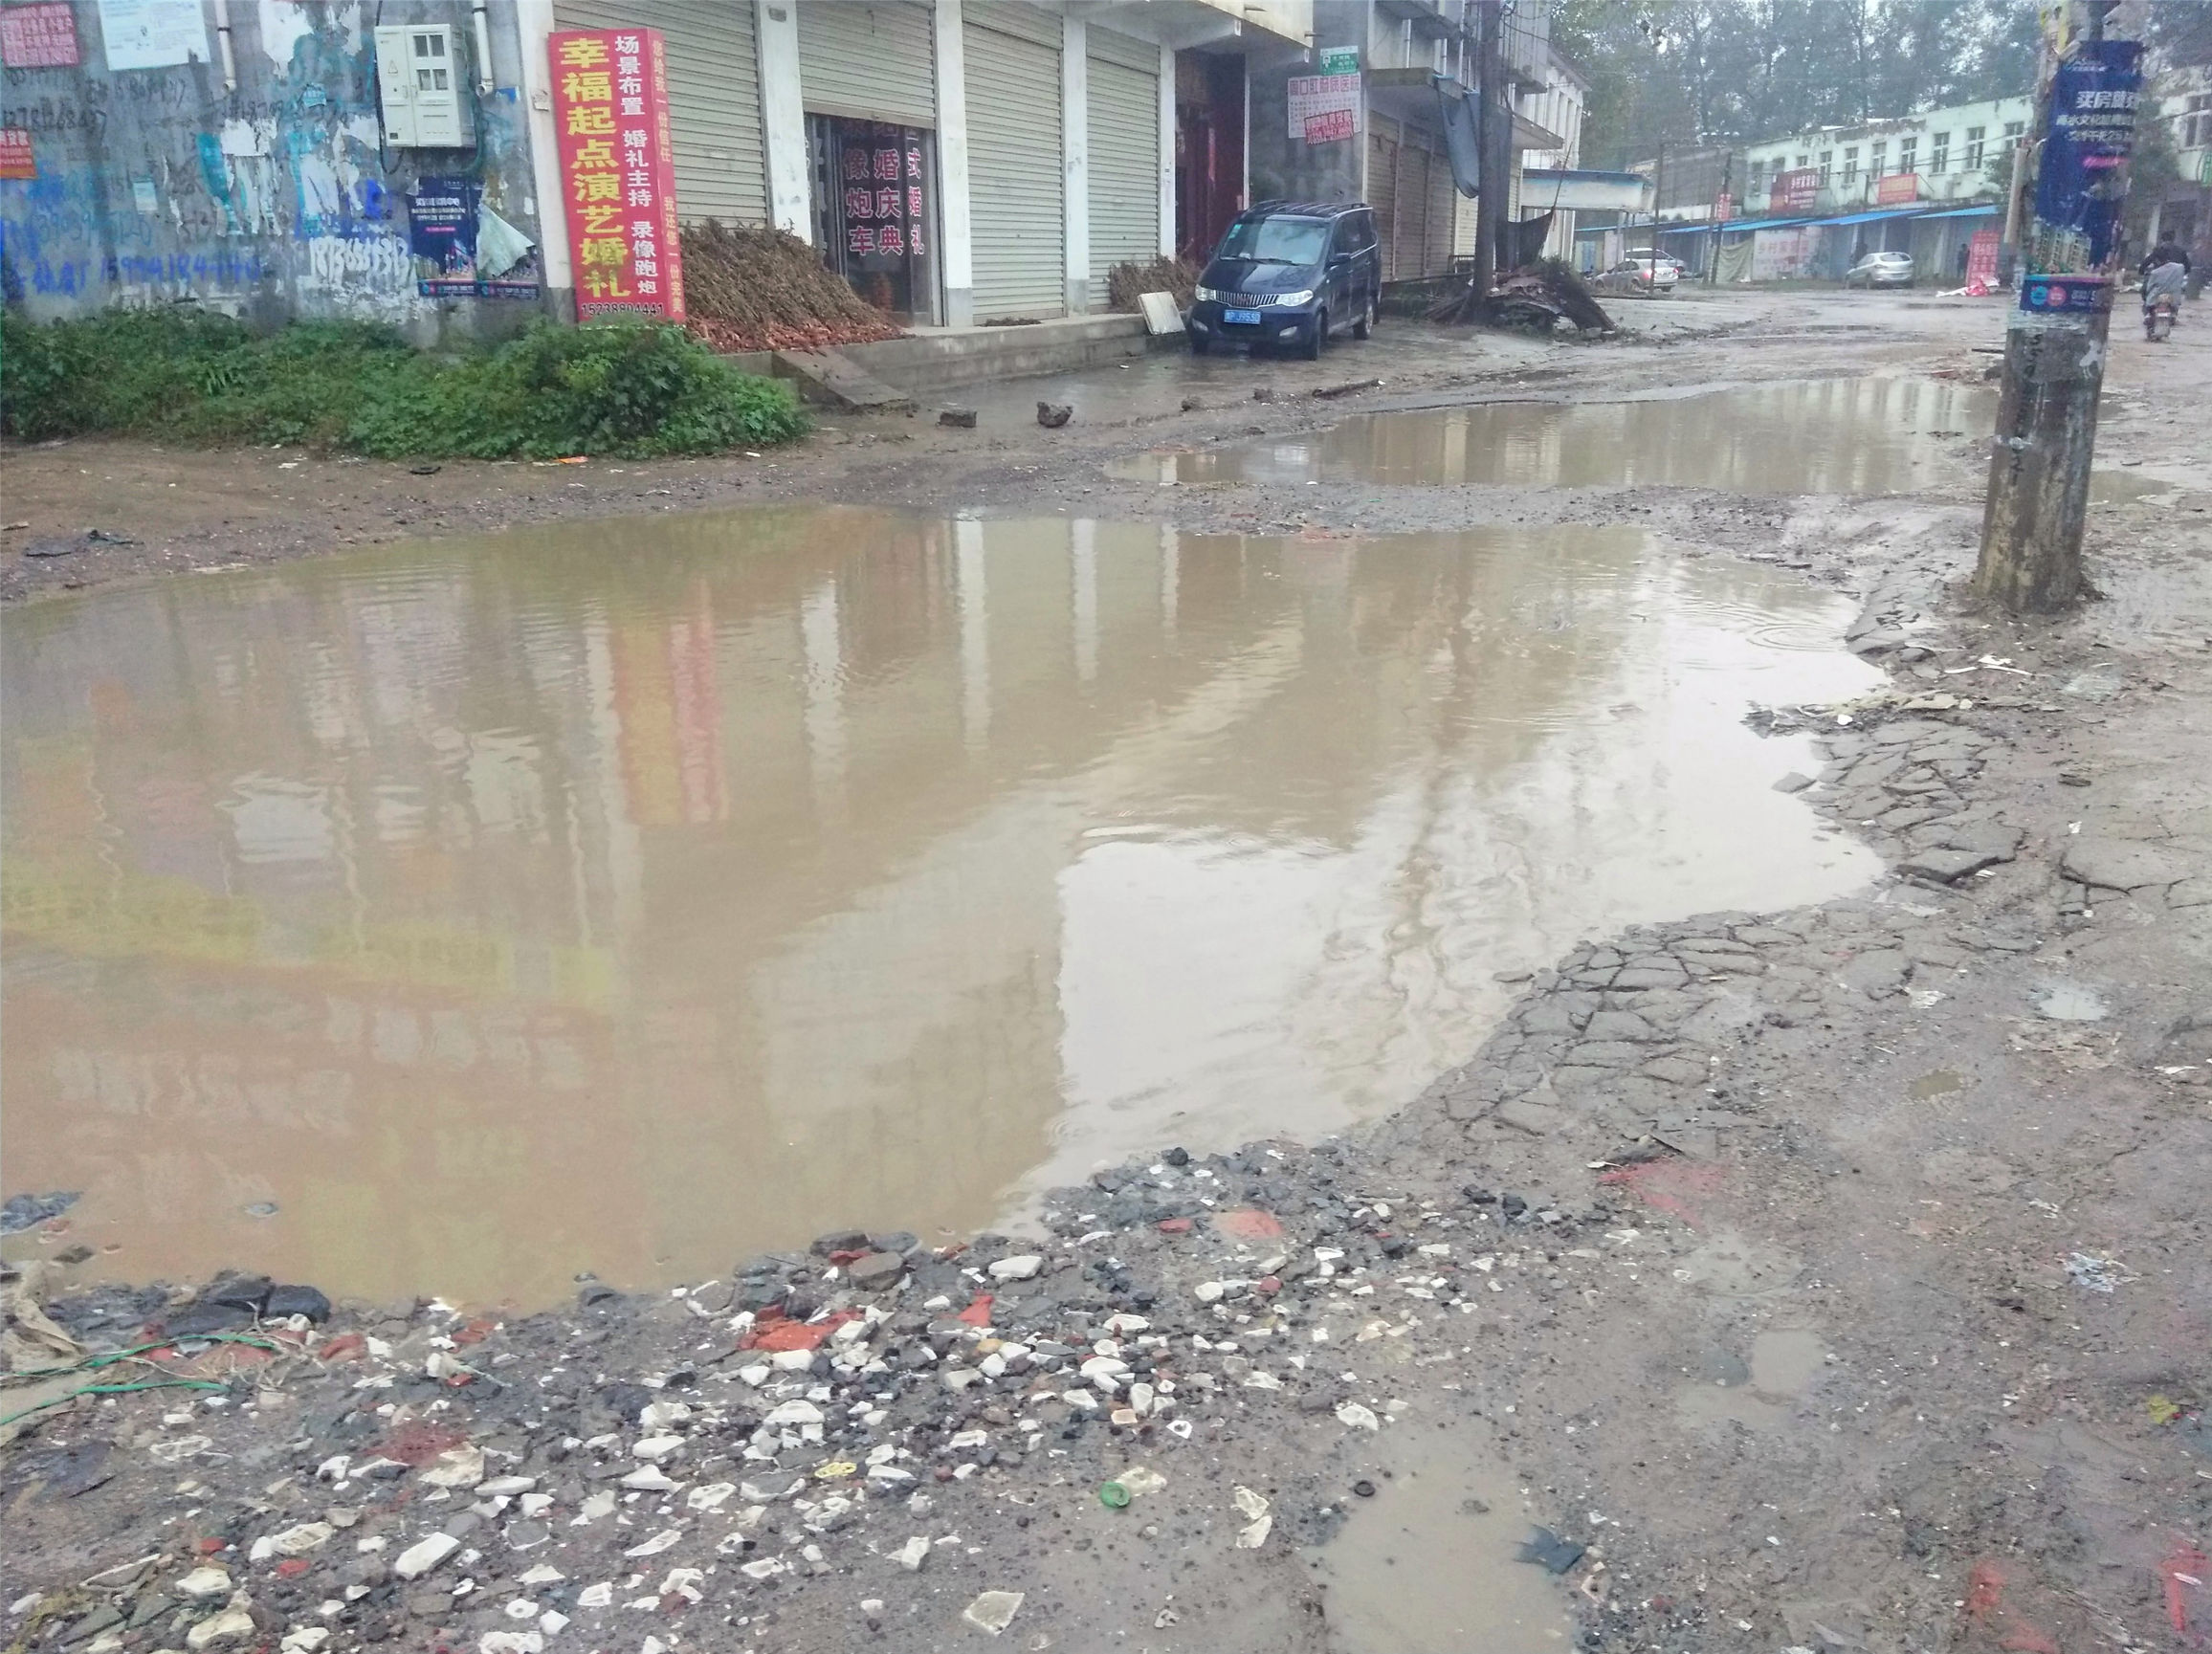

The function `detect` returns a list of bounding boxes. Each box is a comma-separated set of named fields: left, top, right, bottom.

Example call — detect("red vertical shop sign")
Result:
left=547, top=28, right=685, bottom=320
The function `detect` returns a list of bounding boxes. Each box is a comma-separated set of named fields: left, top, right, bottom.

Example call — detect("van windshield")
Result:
left=1217, top=216, right=1330, bottom=266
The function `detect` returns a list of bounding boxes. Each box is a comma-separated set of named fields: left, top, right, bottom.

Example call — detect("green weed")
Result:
left=0, top=309, right=807, bottom=458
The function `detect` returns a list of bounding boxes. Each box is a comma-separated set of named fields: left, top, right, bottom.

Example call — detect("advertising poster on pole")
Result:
left=2018, top=35, right=2141, bottom=323
left=549, top=28, right=686, bottom=320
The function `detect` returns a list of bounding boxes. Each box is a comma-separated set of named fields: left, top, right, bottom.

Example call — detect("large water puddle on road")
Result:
left=3, top=507, right=1879, bottom=1308
left=1114, top=378, right=1996, bottom=494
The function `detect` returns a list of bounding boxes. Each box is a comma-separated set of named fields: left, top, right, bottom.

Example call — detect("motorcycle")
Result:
left=2144, top=296, right=2178, bottom=342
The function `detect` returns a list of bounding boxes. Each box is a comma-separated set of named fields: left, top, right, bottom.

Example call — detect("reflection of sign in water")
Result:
left=0, top=2, right=78, bottom=67
left=97, top=0, right=210, bottom=69
left=1288, top=72, right=1361, bottom=143
left=1767, top=167, right=1819, bottom=213
left=1876, top=171, right=1918, bottom=206
left=2025, top=35, right=2141, bottom=303
left=548, top=28, right=685, bottom=320
left=0, top=129, right=33, bottom=181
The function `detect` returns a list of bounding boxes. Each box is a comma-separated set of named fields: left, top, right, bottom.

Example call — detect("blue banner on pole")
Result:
left=2022, top=35, right=2142, bottom=318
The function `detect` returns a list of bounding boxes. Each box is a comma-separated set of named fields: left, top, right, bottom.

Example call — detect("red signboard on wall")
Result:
left=1964, top=228, right=2001, bottom=288
left=1876, top=171, right=1919, bottom=207
left=0, top=2, right=79, bottom=68
left=548, top=28, right=685, bottom=320
left=1767, top=167, right=1819, bottom=213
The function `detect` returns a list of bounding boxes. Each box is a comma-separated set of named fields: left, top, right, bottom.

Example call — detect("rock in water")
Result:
left=1035, top=403, right=1073, bottom=429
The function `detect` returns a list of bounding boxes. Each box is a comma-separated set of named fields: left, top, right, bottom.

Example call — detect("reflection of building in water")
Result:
left=2, top=509, right=1874, bottom=1307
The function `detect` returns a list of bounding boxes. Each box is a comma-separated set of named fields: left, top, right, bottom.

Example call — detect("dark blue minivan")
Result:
left=1186, top=201, right=1382, bottom=360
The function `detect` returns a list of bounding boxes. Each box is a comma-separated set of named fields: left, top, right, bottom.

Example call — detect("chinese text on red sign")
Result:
left=548, top=29, right=685, bottom=320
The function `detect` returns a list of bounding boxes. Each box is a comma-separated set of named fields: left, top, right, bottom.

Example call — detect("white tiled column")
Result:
left=934, top=0, right=976, bottom=325
left=755, top=0, right=810, bottom=240
left=1063, top=14, right=1090, bottom=314
left=514, top=0, right=574, bottom=313
left=1158, top=41, right=1177, bottom=257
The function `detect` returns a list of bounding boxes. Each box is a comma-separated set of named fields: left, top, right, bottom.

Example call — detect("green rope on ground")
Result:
left=0, top=1376, right=226, bottom=1431
left=3, top=1330, right=289, bottom=1387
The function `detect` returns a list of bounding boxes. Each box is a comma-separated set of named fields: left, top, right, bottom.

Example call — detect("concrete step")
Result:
left=772, top=348, right=919, bottom=414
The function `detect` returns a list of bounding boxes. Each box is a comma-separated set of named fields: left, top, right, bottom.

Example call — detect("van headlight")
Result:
left=1272, top=290, right=1315, bottom=306
left=1194, top=285, right=1221, bottom=302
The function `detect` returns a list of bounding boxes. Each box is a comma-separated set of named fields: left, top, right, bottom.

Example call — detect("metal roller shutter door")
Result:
left=1423, top=144, right=1455, bottom=276
left=796, top=2, right=935, bottom=126
left=964, top=16, right=1064, bottom=319
left=554, top=0, right=766, bottom=226
left=1086, top=33, right=1160, bottom=287
left=1369, top=128, right=1399, bottom=280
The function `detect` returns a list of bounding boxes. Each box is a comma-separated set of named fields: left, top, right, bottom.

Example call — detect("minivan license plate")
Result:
left=1224, top=307, right=1262, bottom=325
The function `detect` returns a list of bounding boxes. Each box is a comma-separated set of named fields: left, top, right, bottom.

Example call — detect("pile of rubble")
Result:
left=3, top=1144, right=1622, bottom=1654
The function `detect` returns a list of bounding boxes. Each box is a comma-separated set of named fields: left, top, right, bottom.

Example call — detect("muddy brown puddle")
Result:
left=3, top=506, right=1878, bottom=1307
left=1116, top=376, right=2161, bottom=501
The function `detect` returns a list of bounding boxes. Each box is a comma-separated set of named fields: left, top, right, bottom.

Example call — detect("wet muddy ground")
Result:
left=4, top=287, right=2212, bottom=1654
left=4, top=511, right=1874, bottom=1307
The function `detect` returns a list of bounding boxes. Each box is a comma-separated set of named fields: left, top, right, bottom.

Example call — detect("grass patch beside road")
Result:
left=0, top=310, right=807, bottom=459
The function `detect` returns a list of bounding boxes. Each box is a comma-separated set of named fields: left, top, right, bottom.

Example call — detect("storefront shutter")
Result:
left=554, top=0, right=766, bottom=226
left=796, top=1, right=936, bottom=126
left=1086, top=30, right=1160, bottom=288
left=964, top=11, right=1064, bottom=319
left=1368, top=127, right=1400, bottom=281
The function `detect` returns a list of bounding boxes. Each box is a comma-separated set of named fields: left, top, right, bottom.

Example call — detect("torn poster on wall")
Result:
left=409, top=176, right=542, bottom=298
left=97, top=0, right=212, bottom=71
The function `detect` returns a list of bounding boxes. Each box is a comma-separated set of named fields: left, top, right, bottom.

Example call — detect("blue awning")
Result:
left=1715, top=215, right=1815, bottom=234
left=1809, top=207, right=1926, bottom=228
left=1913, top=204, right=2000, bottom=220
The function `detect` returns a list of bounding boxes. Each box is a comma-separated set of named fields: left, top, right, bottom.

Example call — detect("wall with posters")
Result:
left=0, top=0, right=545, bottom=337
left=1246, top=6, right=1365, bottom=207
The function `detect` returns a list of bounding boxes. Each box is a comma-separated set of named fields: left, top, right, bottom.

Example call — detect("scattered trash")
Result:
left=2148, top=1395, right=2184, bottom=1425
left=1312, top=378, right=1382, bottom=400
left=1, top=1192, right=79, bottom=1235
left=1352, top=1478, right=1378, bottom=1497
left=1517, top=1526, right=1586, bottom=1574
left=962, top=1590, right=1024, bottom=1636
left=1232, top=1486, right=1272, bottom=1549
left=1098, top=1480, right=1132, bottom=1509
left=2064, top=1253, right=2130, bottom=1293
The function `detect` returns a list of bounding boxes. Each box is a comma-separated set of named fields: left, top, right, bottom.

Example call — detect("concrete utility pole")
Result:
left=1474, top=0, right=1511, bottom=290
left=1975, top=0, right=2139, bottom=615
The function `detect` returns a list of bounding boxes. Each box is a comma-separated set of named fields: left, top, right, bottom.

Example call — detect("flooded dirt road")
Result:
left=5, top=506, right=1875, bottom=1307
left=1114, top=378, right=1997, bottom=495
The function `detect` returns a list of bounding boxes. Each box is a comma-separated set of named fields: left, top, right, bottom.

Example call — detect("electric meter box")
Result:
left=374, top=24, right=473, bottom=147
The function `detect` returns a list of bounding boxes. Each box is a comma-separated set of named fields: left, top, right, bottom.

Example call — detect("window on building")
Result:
left=1964, top=125, right=1985, bottom=169
left=1930, top=132, right=1949, bottom=174
left=2187, top=95, right=2212, bottom=150
left=1843, top=145, right=1859, bottom=182
left=1899, top=137, right=1917, bottom=173
left=1818, top=149, right=1832, bottom=184
left=1796, top=153, right=1810, bottom=169
left=1869, top=139, right=1887, bottom=175
left=2002, top=121, right=2024, bottom=139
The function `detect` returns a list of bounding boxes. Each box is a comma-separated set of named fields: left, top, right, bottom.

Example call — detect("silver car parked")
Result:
left=1845, top=251, right=1914, bottom=288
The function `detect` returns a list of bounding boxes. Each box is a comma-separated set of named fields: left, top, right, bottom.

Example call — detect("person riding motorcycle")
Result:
left=2142, top=252, right=2187, bottom=339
